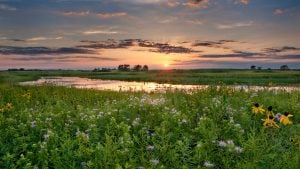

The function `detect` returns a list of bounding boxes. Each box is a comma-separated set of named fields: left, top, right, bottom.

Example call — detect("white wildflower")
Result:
left=31, top=120, right=36, bottom=128
left=218, top=141, right=227, bottom=147
left=150, top=159, right=159, bottom=166
left=235, top=146, right=243, bottom=153
left=204, top=161, right=214, bottom=168
left=147, top=145, right=155, bottom=150
left=179, top=119, right=187, bottom=125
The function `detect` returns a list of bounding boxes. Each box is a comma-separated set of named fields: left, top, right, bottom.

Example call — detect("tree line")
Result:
left=250, top=65, right=290, bottom=70
left=118, top=64, right=149, bottom=71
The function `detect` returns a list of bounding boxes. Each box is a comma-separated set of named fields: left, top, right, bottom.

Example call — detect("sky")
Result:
left=0, top=0, right=300, bottom=69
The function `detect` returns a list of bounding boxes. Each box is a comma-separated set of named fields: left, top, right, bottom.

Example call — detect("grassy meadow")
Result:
left=0, top=69, right=299, bottom=86
left=0, top=70, right=300, bottom=168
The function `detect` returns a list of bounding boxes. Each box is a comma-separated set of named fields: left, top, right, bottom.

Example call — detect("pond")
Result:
left=19, top=77, right=300, bottom=93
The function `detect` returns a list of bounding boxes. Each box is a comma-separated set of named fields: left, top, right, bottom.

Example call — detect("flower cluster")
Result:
left=21, top=92, right=31, bottom=101
left=252, top=103, right=294, bottom=128
left=0, top=102, right=14, bottom=112
left=218, top=140, right=243, bottom=153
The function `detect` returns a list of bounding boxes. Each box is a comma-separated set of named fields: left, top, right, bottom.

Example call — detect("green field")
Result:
left=1, top=69, right=300, bottom=86
left=0, top=70, right=299, bottom=168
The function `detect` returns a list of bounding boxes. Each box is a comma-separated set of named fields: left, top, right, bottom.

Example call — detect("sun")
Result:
left=164, top=63, right=169, bottom=67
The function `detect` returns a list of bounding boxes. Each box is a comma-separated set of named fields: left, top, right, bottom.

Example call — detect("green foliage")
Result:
left=0, top=82, right=299, bottom=168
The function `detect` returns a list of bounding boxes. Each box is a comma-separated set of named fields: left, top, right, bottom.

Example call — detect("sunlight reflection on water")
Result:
left=19, top=77, right=299, bottom=93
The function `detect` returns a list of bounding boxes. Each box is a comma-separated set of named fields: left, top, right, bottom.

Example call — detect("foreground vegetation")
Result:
left=0, top=82, right=299, bottom=168
left=0, top=69, right=299, bottom=86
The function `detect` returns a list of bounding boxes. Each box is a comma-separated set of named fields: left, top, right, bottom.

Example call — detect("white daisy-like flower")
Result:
left=218, top=140, right=227, bottom=147
left=147, top=145, right=155, bottom=150
left=204, top=161, right=214, bottom=168
left=150, top=159, right=159, bottom=165
left=235, top=146, right=243, bottom=153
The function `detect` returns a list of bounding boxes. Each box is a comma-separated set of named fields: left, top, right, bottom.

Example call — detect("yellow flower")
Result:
left=262, top=115, right=279, bottom=128
left=266, top=106, right=274, bottom=116
left=252, top=103, right=265, bottom=114
left=280, top=112, right=293, bottom=125
left=21, top=92, right=31, bottom=101
left=5, top=103, right=13, bottom=111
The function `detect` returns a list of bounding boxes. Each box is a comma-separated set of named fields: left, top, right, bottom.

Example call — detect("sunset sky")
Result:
left=0, top=0, right=299, bottom=69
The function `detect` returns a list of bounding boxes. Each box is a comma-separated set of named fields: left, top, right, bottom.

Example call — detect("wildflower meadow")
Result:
left=0, top=82, right=299, bottom=168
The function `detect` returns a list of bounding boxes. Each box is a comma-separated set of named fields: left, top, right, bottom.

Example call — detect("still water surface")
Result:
left=19, top=77, right=299, bottom=92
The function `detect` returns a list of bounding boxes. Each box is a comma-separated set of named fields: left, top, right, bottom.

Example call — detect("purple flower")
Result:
left=31, top=121, right=36, bottom=128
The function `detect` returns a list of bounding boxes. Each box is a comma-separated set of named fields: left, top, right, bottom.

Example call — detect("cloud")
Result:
left=193, top=40, right=237, bottom=47
left=82, top=30, right=120, bottom=35
left=27, top=37, right=63, bottom=41
left=166, top=0, right=181, bottom=7
left=9, top=55, right=118, bottom=62
left=273, top=9, right=285, bottom=15
left=61, top=11, right=90, bottom=16
left=0, top=4, right=17, bottom=11
left=263, top=46, right=300, bottom=53
left=200, top=51, right=261, bottom=59
left=3, top=37, right=63, bottom=42
left=79, top=39, right=199, bottom=54
left=234, top=0, right=249, bottom=5
left=138, top=40, right=199, bottom=54
left=182, top=0, right=210, bottom=8
left=158, top=17, right=178, bottom=24
left=97, top=12, right=127, bottom=18
left=217, top=21, right=254, bottom=29
left=275, top=55, right=300, bottom=60
left=0, top=46, right=96, bottom=55
left=186, top=19, right=203, bottom=25
left=78, top=39, right=135, bottom=49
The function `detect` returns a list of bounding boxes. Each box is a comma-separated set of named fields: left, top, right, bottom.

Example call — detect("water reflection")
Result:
left=19, top=77, right=299, bottom=92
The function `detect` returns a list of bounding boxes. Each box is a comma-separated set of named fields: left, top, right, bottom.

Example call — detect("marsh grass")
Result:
left=1, top=69, right=299, bottom=86
left=0, top=83, right=299, bottom=168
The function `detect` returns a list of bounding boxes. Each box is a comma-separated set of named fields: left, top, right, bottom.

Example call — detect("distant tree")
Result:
left=118, top=64, right=130, bottom=71
left=133, top=65, right=142, bottom=71
left=92, top=68, right=99, bottom=72
left=280, top=65, right=289, bottom=70
left=250, top=65, right=256, bottom=70
left=257, top=67, right=262, bottom=70
left=142, top=65, right=149, bottom=71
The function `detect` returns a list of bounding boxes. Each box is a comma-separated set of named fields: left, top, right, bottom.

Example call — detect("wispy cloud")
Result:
left=186, top=19, right=203, bottom=25
left=3, top=37, right=63, bottom=42
left=9, top=55, right=118, bottom=62
left=61, top=11, right=90, bottom=16
left=138, top=40, right=199, bottom=54
left=200, top=51, right=261, bottom=59
left=79, top=39, right=199, bottom=54
left=78, top=39, right=135, bottom=49
left=158, top=17, right=178, bottom=24
left=83, top=30, right=120, bottom=35
left=273, top=9, right=285, bottom=15
left=193, top=40, right=237, bottom=47
left=27, top=37, right=63, bottom=41
left=182, top=0, right=210, bottom=8
left=234, top=0, right=250, bottom=5
left=217, top=21, right=254, bottom=29
left=0, top=46, right=95, bottom=55
left=0, top=4, right=17, bottom=11
left=97, top=12, right=127, bottom=18
left=263, top=46, right=300, bottom=53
